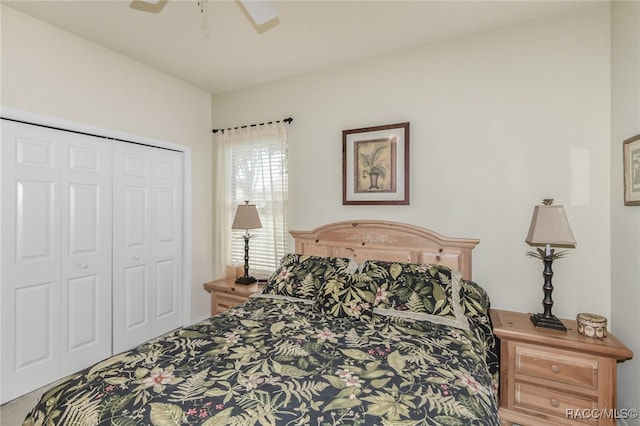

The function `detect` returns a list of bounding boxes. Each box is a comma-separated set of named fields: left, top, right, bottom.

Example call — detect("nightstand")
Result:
left=203, top=278, right=263, bottom=316
left=490, top=309, right=633, bottom=426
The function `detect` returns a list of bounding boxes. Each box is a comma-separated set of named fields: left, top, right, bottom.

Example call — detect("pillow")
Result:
left=260, top=254, right=359, bottom=301
left=459, top=278, right=491, bottom=318
left=459, top=278, right=498, bottom=380
left=360, top=260, right=469, bottom=330
left=261, top=253, right=333, bottom=301
left=314, top=271, right=375, bottom=321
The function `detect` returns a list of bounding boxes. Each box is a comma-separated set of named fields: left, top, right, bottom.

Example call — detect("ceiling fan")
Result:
left=132, top=0, right=279, bottom=27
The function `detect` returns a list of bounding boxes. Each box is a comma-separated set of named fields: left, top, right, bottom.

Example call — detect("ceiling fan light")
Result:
left=240, top=0, right=278, bottom=26
left=140, top=0, right=160, bottom=3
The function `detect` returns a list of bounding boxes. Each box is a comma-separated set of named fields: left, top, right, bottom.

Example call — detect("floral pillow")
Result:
left=259, top=254, right=333, bottom=302
left=361, top=260, right=469, bottom=330
left=459, top=278, right=498, bottom=380
left=459, top=278, right=491, bottom=318
left=313, top=271, right=375, bottom=321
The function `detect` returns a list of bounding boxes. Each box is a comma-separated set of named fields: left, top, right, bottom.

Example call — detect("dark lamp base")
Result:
left=530, top=313, right=567, bottom=331
left=235, top=276, right=257, bottom=285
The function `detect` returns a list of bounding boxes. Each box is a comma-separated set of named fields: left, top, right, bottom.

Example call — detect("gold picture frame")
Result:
left=624, top=134, right=640, bottom=206
left=342, top=122, right=409, bottom=205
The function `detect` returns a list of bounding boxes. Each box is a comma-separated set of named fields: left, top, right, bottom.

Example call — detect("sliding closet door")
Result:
left=112, top=143, right=182, bottom=353
left=1, top=120, right=112, bottom=403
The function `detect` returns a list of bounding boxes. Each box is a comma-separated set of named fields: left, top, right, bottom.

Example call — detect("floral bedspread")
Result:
left=24, top=297, right=499, bottom=426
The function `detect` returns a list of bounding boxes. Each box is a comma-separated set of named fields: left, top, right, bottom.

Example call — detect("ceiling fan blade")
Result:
left=239, top=0, right=278, bottom=26
left=130, top=0, right=167, bottom=13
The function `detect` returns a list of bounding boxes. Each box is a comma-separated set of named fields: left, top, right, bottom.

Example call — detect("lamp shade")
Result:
left=526, top=203, right=576, bottom=247
left=232, top=202, right=262, bottom=230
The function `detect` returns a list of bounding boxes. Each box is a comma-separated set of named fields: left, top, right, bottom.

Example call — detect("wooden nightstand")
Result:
left=203, top=278, right=263, bottom=316
left=490, top=309, right=633, bottom=426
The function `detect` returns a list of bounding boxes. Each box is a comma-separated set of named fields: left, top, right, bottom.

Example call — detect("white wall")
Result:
left=611, top=1, right=640, bottom=422
left=213, top=5, right=612, bottom=322
left=1, top=5, right=214, bottom=322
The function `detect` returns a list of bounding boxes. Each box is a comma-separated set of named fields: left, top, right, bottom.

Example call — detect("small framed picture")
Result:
left=342, top=122, right=410, bottom=205
left=624, top=133, right=640, bottom=206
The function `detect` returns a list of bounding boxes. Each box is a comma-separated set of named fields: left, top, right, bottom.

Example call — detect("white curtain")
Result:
left=215, top=122, right=289, bottom=277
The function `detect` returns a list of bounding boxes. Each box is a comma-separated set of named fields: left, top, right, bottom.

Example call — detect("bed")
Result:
left=24, top=220, right=500, bottom=425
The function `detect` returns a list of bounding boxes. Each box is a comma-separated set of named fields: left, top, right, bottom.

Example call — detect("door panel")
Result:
left=155, top=188, right=176, bottom=243
left=1, top=121, right=62, bottom=403
left=67, top=274, right=98, bottom=350
left=113, top=144, right=182, bottom=352
left=15, top=282, right=53, bottom=370
left=113, top=143, right=153, bottom=352
left=151, top=149, right=182, bottom=335
left=124, top=155, right=147, bottom=176
left=125, top=186, right=148, bottom=247
left=68, top=184, right=99, bottom=254
left=68, top=144, right=100, bottom=173
left=16, top=137, right=54, bottom=168
left=156, top=259, right=176, bottom=318
left=124, top=264, right=148, bottom=329
left=60, top=132, right=112, bottom=376
left=16, top=180, right=54, bottom=261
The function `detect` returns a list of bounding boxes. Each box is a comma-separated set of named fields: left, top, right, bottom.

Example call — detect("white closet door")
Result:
left=60, top=132, right=112, bottom=376
left=112, top=143, right=182, bottom=353
left=112, top=143, right=153, bottom=352
left=0, top=121, right=112, bottom=402
left=1, top=121, right=62, bottom=403
left=151, top=149, right=183, bottom=337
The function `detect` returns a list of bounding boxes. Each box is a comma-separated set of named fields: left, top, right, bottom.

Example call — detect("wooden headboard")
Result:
left=290, top=220, right=479, bottom=280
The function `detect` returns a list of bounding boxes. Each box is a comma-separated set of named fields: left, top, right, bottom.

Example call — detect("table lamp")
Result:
left=525, top=199, right=576, bottom=331
left=232, top=201, right=262, bottom=284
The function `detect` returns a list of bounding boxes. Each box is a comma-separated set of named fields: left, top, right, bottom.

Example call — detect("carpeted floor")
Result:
left=0, top=383, right=53, bottom=426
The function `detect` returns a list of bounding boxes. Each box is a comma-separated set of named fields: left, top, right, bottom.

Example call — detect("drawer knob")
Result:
left=550, top=398, right=560, bottom=408
left=551, top=364, right=561, bottom=374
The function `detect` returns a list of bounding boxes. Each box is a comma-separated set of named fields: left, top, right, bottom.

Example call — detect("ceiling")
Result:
left=3, top=0, right=595, bottom=95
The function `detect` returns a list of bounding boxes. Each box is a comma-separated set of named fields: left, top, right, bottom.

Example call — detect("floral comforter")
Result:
left=24, top=297, right=499, bottom=425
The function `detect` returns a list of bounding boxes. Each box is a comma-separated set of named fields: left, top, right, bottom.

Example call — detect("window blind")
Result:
left=222, top=124, right=288, bottom=277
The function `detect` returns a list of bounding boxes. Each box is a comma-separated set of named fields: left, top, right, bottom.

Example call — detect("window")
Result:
left=218, top=123, right=288, bottom=276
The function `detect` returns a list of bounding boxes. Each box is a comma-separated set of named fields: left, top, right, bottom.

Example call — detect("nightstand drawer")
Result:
left=516, top=344, right=598, bottom=389
left=204, top=279, right=263, bottom=316
left=217, top=293, right=248, bottom=312
left=514, top=381, right=597, bottom=425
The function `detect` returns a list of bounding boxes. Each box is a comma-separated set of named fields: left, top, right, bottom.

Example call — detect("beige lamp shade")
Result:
left=526, top=203, right=576, bottom=247
left=232, top=201, right=262, bottom=230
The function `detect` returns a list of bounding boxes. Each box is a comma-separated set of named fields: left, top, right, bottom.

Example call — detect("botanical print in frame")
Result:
left=343, top=122, right=409, bottom=205
left=354, top=138, right=396, bottom=194
left=624, top=133, right=640, bottom=206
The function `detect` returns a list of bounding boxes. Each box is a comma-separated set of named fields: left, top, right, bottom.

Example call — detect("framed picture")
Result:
left=342, top=122, right=409, bottom=205
left=624, top=133, right=640, bottom=206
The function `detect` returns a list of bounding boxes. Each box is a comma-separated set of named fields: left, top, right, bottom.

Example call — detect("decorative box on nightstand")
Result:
left=203, top=278, right=263, bottom=316
left=490, top=309, right=633, bottom=426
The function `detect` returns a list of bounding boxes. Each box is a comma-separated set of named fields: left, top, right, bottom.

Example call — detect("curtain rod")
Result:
left=212, top=117, right=293, bottom=134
